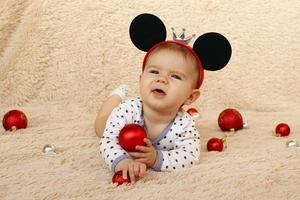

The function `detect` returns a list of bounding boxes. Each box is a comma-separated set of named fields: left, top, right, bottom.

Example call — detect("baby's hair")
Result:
left=144, top=43, right=201, bottom=89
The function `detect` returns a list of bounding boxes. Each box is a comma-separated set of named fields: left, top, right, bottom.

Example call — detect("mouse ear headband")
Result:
left=129, top=13, right=232, bottom=89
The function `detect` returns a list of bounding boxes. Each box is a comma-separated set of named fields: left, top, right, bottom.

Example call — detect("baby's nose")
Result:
left=156, top=76, right=168, bottom=84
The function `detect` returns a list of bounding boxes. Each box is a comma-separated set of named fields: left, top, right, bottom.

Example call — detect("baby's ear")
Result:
left=184, top=89, right=201, bottom=105
left=193, top=32, right=232, bottom=71
left=129, top=13, right=167, bottom=52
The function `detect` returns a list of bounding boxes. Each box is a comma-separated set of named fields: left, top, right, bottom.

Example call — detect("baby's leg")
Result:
left=94, top=85, right=128, bottom=138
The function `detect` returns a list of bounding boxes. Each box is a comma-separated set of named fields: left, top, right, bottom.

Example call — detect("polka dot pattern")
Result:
left=100, top=97, right=200, bottom=172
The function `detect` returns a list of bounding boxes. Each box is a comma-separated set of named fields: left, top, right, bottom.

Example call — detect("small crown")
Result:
left=171, top=27, right=196, bottom=44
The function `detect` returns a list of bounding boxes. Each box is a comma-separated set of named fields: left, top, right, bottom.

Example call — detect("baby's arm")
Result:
left=115, top=158, right=147, bottom=183
left=128, top=138, right=157, bottom=167
left=129, top=120, right=200, bottom=172
left=100, top=102, right=147, bottom=182
left=100, top=102, right=132, bottom=172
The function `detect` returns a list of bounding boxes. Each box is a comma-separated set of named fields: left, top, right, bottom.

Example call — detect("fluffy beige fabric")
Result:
left=1, top=0, right=300, bottom=199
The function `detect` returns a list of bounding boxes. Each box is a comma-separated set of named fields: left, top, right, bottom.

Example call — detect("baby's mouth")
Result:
left=152, top=88, right=166, bottom=96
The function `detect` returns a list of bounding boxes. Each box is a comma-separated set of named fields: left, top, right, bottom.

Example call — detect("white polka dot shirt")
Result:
left=99, top=97, right=200, bottom=172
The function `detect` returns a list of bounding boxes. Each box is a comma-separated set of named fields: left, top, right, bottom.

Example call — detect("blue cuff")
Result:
left=111, top=155, right=130, bottom=172
left=152, top=150, right=163, bottom=171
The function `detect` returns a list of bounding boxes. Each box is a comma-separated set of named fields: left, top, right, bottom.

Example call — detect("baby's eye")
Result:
left=149, top=70, right=159, bottom=74
left=171, top=74, right=182, bottom=80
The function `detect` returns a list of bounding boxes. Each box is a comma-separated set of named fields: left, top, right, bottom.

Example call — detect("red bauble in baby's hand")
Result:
left=2, top=110, right=28, bottom=131
left=207, top=137, right=224, bottom=152
left=275, top=123, right=290, bottom=137
left=119, top=123, right=147, bottom=152
left=112, top=171, right=131, bottom=185
left=218, top=108, right=243, bottom=132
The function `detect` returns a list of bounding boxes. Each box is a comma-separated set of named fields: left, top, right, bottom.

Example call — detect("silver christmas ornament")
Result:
left=43, top=144, right=57, bottom=154
left=286, top=140, right=299, bottom=148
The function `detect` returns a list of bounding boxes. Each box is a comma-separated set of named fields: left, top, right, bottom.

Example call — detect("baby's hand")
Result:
left=129, top=138, right=157, bottom=168
left=115, top=158, right=147, bottom=183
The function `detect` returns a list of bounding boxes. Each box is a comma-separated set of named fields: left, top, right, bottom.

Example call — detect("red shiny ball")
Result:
left=119, top=123, right=147, bottom=152
left=2, top=110, right=28, bottom=131
left=187, top=108, right=199, bottom=117
left=218, top=108, right=243, bottom=131
left=207, top=137, right=224, bottom=152
left=275, top=123, right=290, bottom=137
left=112, top=171, right=131, bottom=185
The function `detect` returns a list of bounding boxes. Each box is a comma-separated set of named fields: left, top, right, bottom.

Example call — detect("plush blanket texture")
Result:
left=0, top=0, right=300, bottom=199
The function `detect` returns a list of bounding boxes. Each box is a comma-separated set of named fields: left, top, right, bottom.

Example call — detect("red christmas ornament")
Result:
left=112, top=171, right=131, bottom=185
left=2, top=110, right=28, bottom=131
left=275, top=123, right=290, bottom=137
left=119, top=123, right=147, bottom=152
left=187, top=108, right=200, bottom=118
left=218, top=108, right=243, bottom=132
left=207, top=137, right=224, bottom=152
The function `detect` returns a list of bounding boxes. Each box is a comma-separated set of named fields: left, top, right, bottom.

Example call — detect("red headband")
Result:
left=142, top=40, right=204, bottom=89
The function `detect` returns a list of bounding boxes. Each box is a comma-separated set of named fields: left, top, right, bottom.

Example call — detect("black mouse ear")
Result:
left=193, top=32, right=232, bottom=71
left=129, top=13, right=166, bottom=52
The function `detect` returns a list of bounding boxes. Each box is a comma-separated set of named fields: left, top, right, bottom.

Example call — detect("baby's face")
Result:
left=140, top=49, right=199, bottom=112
